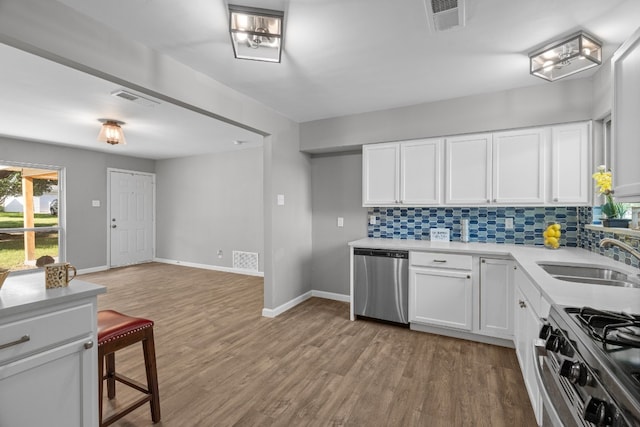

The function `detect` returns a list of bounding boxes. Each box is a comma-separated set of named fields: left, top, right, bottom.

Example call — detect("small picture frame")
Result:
left=430, top=228, right=450, bottom=242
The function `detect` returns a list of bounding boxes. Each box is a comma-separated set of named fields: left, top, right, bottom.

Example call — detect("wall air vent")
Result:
left=111, top=89, right=161, bottom=107
left=424, top=0, right=465, bottom=32
left=233, top=251, right=259, bottom=272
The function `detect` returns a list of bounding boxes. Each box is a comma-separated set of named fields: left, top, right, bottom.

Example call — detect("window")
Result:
left=0, top=162, right=63, bottom=273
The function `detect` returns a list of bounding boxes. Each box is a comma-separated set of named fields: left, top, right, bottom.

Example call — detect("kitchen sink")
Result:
left=537, top=262, right=640, bottom=289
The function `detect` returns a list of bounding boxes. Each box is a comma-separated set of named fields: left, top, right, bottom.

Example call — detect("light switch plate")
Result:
left=337, top=217, right=344, bottom=227
left=92, top=200, right=100, bottom=207
left=277, top=194, right=285, bottom=206
left=505, top=217, right=514, bottom=230
left=369, top=215, right=377, bottom=225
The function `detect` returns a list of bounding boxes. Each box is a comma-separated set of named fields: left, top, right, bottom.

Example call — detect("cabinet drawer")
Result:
left=411, top=252, right=472, bottom=270
left=0, top=303, right=93, bottom=364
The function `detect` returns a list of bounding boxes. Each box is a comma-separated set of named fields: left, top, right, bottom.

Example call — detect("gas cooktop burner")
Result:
left=573, top=307, right=640, bottom=349
left=617, top=326, right=640, bottom=345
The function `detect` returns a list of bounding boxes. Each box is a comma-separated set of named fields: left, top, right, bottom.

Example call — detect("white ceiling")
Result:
left=2, top=1, right=640, bottom=159
left=0, top=44, right=262, bottom=160
left=56, top=0, right=640, bottom=122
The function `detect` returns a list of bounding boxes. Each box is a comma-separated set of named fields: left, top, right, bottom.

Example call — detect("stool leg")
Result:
left=98, top=348, right=104, bottom=426
left=106, top=352, right=116, bottom=399
left=142, top=329, right=161, bottom=423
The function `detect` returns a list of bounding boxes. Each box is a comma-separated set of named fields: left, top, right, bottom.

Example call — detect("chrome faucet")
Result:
left=599, top=238, right=640, bottom=263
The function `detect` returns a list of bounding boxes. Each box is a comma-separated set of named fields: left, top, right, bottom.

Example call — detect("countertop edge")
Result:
left=0, top=276, right=106, bottom=319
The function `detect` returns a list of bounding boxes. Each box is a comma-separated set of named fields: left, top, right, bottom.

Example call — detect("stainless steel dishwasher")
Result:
left=354, top=248, right=409, bottom=324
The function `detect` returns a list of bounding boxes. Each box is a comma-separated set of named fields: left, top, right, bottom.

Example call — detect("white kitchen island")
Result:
left=0, top=273, right=105, bottom=427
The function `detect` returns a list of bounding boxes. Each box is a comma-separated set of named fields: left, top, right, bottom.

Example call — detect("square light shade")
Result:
left=229, top=4, right=284, bottom=63
left=529, top=32, right=602, bottom=82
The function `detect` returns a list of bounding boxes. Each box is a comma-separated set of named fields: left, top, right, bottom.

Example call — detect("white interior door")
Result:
left=109, top=170, right=154, bottom=267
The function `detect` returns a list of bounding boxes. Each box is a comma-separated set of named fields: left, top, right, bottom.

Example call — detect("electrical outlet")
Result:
left=505, top=217, right=514, bottom=230
left=369, top=215, right=377, bottom=225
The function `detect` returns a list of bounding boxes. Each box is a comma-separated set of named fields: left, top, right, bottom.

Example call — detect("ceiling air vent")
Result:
left=424, top=0, right=466, bottom=32
left=111, top=89, right=161, bottom=107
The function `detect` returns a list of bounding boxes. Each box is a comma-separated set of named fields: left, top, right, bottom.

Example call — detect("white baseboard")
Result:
left=261, top=290, right=350, bottom=318
left=262, top=291, right=312, bottom=318
left=153, top=257, right=264, bottom=277
left=77, top=265, right=109, bottom=275
left=311, top=290, right=350, bottom=303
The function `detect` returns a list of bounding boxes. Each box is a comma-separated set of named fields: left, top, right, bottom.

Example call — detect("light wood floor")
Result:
left=82, top=262, right=536, bottom=427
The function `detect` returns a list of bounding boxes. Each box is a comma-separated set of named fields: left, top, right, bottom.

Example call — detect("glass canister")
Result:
left=543, top=222, right=561, bottom=249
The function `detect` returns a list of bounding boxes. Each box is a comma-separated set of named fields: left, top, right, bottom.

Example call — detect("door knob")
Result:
left=112, top=225, right=117, bottom=229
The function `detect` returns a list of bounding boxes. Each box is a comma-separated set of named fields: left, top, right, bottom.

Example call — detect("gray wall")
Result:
left=592, top=59, right=612, bottom=120
left=1, top=136, right=155, bottom=269
left=300, top=78, right=594, bottom=153
left=311, top=152, right=367, bottom=296
left=155, top=147, right=263, bottom=271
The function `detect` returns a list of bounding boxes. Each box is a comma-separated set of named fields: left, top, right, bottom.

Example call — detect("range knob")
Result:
left=584, top=397, right=612, bottom=426
left=539, top=324, right=553, bottom=340
left=545, top=334, right=563, bottom=353
left=559, top=360, right=591, bottom=386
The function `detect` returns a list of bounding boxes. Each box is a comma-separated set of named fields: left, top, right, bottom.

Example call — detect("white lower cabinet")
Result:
left=0, top=301, right=98, bottom=427
left=513, top=266, right=543, bottom=425
left=409, top=252, right=473, bottom=330
left=410, top=269, right=473, bottom=330
left=479, top=258, right=514, bottom=339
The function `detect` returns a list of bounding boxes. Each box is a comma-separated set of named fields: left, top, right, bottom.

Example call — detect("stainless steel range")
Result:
left=536, top=305, right=640, bottom=427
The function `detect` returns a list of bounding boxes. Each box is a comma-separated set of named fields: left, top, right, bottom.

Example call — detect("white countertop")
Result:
left=350, top=238, right=640, bottom=313
left=0, top=272, right=106, bottom=318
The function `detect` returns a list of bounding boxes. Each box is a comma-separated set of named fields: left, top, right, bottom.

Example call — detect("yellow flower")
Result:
left=592, top=165, right=612, bottom=194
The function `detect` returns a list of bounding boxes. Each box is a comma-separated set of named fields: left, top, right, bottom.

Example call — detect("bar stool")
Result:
left=98, top=310, right=161, bottom=426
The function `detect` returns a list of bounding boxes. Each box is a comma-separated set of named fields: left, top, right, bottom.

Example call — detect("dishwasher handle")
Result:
left=354, top=248, right=409, bottom=259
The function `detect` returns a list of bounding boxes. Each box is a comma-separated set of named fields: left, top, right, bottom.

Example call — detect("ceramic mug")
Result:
left=45, top=262, right=77, bottom=288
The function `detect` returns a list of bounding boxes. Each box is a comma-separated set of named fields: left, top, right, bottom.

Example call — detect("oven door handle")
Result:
left=532, top=339, right=565, bottom=427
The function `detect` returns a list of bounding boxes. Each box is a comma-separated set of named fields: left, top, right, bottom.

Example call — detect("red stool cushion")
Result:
left=98, top=310, right=154, bottom=345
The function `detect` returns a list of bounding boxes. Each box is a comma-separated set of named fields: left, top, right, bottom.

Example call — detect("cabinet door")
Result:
left=410, top=268, right=472, bottom=330
left=492, top=128, right=546, bottom=204
left=479, top=259, right=514, bottom=339
left=362, top=143, right=400, bottom=206
left=514, top=285, right=542, bottom=424
left=400, top=138, right=442, bottom=205
left=0, top=336, right=97, bottom=427
left=613, top=27, right=640, bottom=200
left=550, top=122, right=590, bottom=204
left=445, top=133, right=492, bottom=205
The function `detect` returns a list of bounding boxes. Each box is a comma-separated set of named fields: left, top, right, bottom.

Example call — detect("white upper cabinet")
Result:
left=445, top=133, right=492, bottom=205
left=363, top=138, right=442, bottom=206
left=363, top=122, right=591, bottom=207
left=400, top=139, right=442, bottom=205
left=492, top=128, right=546, bottom=204
left=550, top=122, right=590, bottom=204
left=362, top=142, right=399, bottom=205
left=612, top=27, right=640, bottom=201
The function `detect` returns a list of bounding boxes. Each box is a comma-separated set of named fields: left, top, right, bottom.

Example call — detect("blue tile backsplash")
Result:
left=367, top=206, right=579, bottom=246
left=367, top=205, right=640, bottom=268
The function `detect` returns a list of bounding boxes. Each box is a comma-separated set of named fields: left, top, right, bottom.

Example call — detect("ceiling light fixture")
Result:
left=228, top=4, right=284, bottom=63
left=529, top=31, right=602, bottom=82
left=97, top=119, right=126, bottom=145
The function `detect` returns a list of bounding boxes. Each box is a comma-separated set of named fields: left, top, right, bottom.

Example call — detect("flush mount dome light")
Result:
left=97, top=119, right=126, bottom=145
left=529, top=31, right=602, bottom=82
left=228, top=4, right=284, bottom=63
